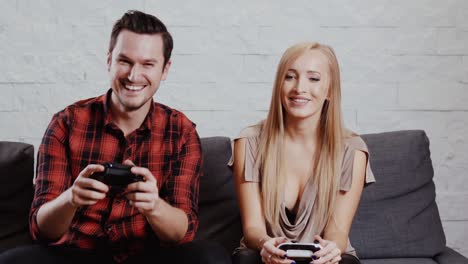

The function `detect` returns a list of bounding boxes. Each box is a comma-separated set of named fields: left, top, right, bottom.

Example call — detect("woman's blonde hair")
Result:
left=257, top=42, right=348, bottom=234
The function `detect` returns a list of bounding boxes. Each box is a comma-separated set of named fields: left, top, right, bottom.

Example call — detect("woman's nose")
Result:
left=294, top=78, right=307, bottom=93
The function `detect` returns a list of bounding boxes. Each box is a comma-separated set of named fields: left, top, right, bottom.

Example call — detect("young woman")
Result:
left=230, top=42, right=375, bottom=264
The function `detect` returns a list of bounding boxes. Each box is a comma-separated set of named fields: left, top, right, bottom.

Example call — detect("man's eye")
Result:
left=144, top=63, right=154, bottom=67
left=119, top=60, right=130, bottom=65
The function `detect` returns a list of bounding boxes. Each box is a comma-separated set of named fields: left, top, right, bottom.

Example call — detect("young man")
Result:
left=0, top=10, right=229, bottom=264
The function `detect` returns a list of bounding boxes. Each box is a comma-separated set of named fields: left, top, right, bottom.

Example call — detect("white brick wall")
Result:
left=1, top=0, right=467, bottom=257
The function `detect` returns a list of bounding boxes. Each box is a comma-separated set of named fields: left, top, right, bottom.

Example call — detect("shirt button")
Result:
left=106, top=225, right=112, bottom=232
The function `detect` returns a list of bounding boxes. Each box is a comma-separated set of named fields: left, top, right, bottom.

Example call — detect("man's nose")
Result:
left=127, top=64, right=142, bottom=82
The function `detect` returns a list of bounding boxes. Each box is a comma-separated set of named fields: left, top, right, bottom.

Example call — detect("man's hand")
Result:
left=122, top=160, right=189, bottom=242
left=124, top=160, right=161, bottom=216
left=67, top=164, right=109, bottom=208
left=36, top=164, right=109, bottom=240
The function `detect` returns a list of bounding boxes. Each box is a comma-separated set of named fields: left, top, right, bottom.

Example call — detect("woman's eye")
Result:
left=310, top=77, right=320, bottom=82
left=285, top=74, right=296, bottom=80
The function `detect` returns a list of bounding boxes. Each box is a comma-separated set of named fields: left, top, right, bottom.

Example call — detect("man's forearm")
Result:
left=36, top=188, right=77, bottom=241
left=145, top=199, right=189, bottom=243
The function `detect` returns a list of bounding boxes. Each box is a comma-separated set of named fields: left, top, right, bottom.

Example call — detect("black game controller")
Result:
left=91, top=163, right=144, bottom=188
left=278, top=242, right=322, bottom=264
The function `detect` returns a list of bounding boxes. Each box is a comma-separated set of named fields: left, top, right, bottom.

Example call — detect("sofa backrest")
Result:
left=1, top=130, right=446, bottom=258
left=0, top=141, right=34, bottom=253
left=195, top=137, right=242, bottom=252
left=352, top=130, right=446, bottom=258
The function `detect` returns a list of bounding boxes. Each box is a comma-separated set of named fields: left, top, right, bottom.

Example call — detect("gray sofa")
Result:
left=1, top=130, right=468, bottom=263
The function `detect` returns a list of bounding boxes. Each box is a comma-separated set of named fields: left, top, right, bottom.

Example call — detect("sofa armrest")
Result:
left=434, top=247, right=468, bottom=264
left=0, top=141, right=35, bottom=252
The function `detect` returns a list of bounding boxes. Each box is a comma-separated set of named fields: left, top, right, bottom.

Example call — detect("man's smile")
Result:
left=124, top=84, right=146, bottom=91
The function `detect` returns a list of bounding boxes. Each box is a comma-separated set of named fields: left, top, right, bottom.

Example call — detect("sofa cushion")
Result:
left=194, top=137, right=243, bottom=252
left=0, top=141, right=34, bottom=252
left=350, top=130, right=446, bottom=258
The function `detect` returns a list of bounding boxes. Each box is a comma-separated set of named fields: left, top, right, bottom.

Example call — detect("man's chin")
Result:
left=122, top=103, right=145, bottom=112
left=111, top=93, right=152, bottom=113
left=115, top=99, right=146, bottom=112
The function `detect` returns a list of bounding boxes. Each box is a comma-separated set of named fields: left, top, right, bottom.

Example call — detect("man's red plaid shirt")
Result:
left=29, top=90, right=202, bottom=262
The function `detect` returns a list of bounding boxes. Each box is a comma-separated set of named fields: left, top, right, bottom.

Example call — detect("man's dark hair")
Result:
left=109, top=10, right=173, bottom=66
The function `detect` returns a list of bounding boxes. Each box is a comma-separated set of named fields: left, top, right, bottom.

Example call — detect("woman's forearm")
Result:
left=243, top=227, right=271, bottom=251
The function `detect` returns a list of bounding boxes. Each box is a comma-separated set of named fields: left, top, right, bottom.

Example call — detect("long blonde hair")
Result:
left=257, top=42, right=347, bottom=234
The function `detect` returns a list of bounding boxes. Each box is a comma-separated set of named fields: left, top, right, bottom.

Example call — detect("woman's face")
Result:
left=281, top=49, right=330, bottom=122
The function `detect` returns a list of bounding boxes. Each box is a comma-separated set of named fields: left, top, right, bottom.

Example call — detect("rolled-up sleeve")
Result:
left=165, top=119, right=202, bottom=243
left=29, top=111, right=71, bottom=243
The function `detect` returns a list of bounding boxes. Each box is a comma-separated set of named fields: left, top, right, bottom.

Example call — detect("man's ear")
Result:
left=161, top=60, right=172, bottom=81
left=107, top=52, right=112, bottom=72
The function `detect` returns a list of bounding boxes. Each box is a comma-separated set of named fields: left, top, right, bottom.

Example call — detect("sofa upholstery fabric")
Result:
left=0, top=142, right=34, bottom=253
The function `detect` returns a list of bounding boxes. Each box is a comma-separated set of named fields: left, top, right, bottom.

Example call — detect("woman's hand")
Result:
left=312, top=235, right=342, bottom=264
left=260, top=237, right=294, bottom=264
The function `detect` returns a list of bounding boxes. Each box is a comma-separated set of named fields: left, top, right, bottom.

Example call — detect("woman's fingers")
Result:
left=260, top=237, right=292, bottom=263
left=329, top=254, right=342, bottom=264
left=311, top=235, right=341, bottom=264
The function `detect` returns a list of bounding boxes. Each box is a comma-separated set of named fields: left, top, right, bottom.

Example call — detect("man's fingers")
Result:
left=130, top=166, right=156, bottom=183
left=69, top=164, right=109, bottom=208
left=126, top=192, right=155, bottom=202
left=74, top=198, right=99, bottom=206
left=70, top=188, right=106, bottom=207
left=129, top=201, right=156, bottom=211
left=123, top=159, right=135, bottom=166
left=80, top=164, right=105, bottom=178
left=71, top=197, right=99, bottom=206
left=126, top=180, right=157, bottom=193
left=77, top=177, right=109, bottom=193
left=73, top=187, right=107, bottom=201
